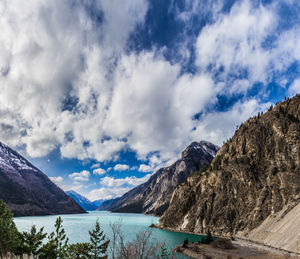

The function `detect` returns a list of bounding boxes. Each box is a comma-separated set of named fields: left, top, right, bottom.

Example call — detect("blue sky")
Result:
left=0, top=0, right=299, bottom=200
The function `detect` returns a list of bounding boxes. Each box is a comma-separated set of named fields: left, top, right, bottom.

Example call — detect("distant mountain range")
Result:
left=158, top=95, right=300, bottom=253
left=104, top=141, right=219, bottom=215
left=66, top=190, right=98, bottom=211
left=0, top=142, right=85, bottom=216
left=96, top=197, right=120, bottom=211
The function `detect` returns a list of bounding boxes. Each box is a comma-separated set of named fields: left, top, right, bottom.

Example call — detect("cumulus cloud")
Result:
left=138, top=164, right=152, bottom=173
left=0, top=0, right=299, bottom=169
left=113, top=164, right=130, bottom=171
left=92, top=168, right=106, bottom=176
left=191, top=99, right=272, bottom=145
left=100, top=174, right=151, bottom=187
left=86, top=173, right=152, bottom=200
left=69, top=170, right=90, bottom=182
left=49, top=176, right=64, bottom=185
left=87, top=187, right=132, bottom=201
left=288, top=79, right=300, bottom=96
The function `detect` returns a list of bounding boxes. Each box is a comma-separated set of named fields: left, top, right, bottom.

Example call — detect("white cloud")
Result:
left=93, top=168, right=106, bottom=176
left=191, top=99, right=272, bottom=146
left=113, top=164, right=130, bottom=171
left=69, top=170, right=90, bottom=182
left=195, top=0, right=275, bottom=89
left=288, top=79, right=300, bottom=96
left=90, top=163, right=101, bottom=169
left=49, top=176, right=63, bottom=185
left=100, top=175, right=151, bottom=187
left=87, top=187, right=132, bottom=201
left=0, top=0, right=299, bottom=169
left=138, top=164, right=152, bottom=173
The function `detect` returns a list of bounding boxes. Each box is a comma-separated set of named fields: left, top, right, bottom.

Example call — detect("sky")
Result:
left=0, top=0, right=299, bottom=201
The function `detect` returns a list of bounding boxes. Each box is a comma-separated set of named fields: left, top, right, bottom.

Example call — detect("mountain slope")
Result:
left=107, top=141, right=219, bottom=215
left=0, top=142, right=86, bottom=216
left=158, top=95, right=300, bottom=252
left=66, top=190, right=97, bottom=211
left=96, top=197, right=120, bottom=211
left=93, top=199, right=105, bottom=207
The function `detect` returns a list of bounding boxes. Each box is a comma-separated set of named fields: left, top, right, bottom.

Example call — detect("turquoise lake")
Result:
left=14, top=211, right=204, bottom=258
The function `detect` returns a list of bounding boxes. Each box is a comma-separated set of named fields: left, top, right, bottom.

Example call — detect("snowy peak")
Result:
left=66, top=190, right=97, bottom=211
left=0, top=142, right=38, bottom=174
left=181, top=141, right=219, bottom=160
left=0, top=141, right=85, bottom=216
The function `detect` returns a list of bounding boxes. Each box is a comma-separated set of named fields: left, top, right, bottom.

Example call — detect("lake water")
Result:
left=14, top=211, right=203, bottom=258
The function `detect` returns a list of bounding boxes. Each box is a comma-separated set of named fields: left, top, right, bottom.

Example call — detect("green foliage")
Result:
left=69, top=242, right=91, bottom=259
left=39, top=217, right=69, bottom=259
left=39, top=237, right=58, bottom=259
left=17, top=225, right=47, bottom=258
left=0, top=199, right=20, bottom=257
left=0, top=202, right=111, bottom=259
left=88, top=220, right=109, bottom=259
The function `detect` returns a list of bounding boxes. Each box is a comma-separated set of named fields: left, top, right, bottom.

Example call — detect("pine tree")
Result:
left=20, top=225, right=47, bottom=258
left=0, top=199, right=20, bottom=257
left=88, top=220, right=109, bottom=259
left=40, top=217, right=69, bottom=259
left=69, top=242, right=91, bottom=259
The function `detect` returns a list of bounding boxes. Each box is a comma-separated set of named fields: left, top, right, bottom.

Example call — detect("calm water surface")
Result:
left=14, top=211, right=204, bottom=258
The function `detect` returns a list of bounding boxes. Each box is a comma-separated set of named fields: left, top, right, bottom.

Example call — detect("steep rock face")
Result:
left=107, top=141, right=219, bottom=216
left=0, top=142, right=86, bottom=216
left=159, top=95, right=300, bottom=244
left=66, top=190, right=97, bottom=211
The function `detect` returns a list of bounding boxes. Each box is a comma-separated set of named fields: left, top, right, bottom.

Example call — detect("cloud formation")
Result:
left=93, top=168, right=106, bottom=176
left=0, top=0, right=299, bottom=172
left=69, top=170, right=90, bottom=182
left=113, top=164, right=130, bottom=172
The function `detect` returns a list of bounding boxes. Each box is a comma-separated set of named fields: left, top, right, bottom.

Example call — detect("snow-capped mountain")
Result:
left=106, top=141, right=219, bottom=215
left=0, top=142, right=85, bottom=216
left=66, top=190, right=97, bottom=211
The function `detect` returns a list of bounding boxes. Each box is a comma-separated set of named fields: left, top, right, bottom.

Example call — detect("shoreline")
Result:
left=152, top=225, right=300, bottom=258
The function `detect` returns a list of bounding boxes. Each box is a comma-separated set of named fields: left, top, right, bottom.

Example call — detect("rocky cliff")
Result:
left=0, top=142, right=86, bottom=216
left=107, top=141, right=219, bottom=215
left=158, top=95, right=300, bottom=249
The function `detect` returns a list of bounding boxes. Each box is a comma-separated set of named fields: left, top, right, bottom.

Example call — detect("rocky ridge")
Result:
left=106, top=141, right=219, bottom=215
left=0, top=142, right=86, bottom=216
left=158, top=95, right=300, bottom=253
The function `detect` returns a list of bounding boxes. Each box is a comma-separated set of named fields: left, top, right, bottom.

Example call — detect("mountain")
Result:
left=96, top=197, right=120, bottom=211
left=93, top=199, right=105, bottom=208
left=0, top=142, right=86, bottom=216
left=158, top=95, right=300, bottom=253
left=66, top=190, right=97, bottom=211
left=106, top=141, right=219, bottom=216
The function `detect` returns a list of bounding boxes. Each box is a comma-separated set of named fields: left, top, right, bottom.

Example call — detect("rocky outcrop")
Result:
left=0, top=142, right=86, bottom=216
left=158, top=95, right=300, bottom=252
left=107, top=141, right=219, bottom=215
left=66, top=190, right=97, bottom=211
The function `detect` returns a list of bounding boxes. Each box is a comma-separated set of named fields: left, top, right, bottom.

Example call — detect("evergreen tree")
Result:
left=54, top=217, right=69, bottom=258
left=69, top=242, right=91, bottom=259
left=20, top=225, right=47, bottom=258
left=0, top=199, right=20, bottom=257
left=88, top=220, right=109, bottom=259
left=40, top=217, right=69, bottom=259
